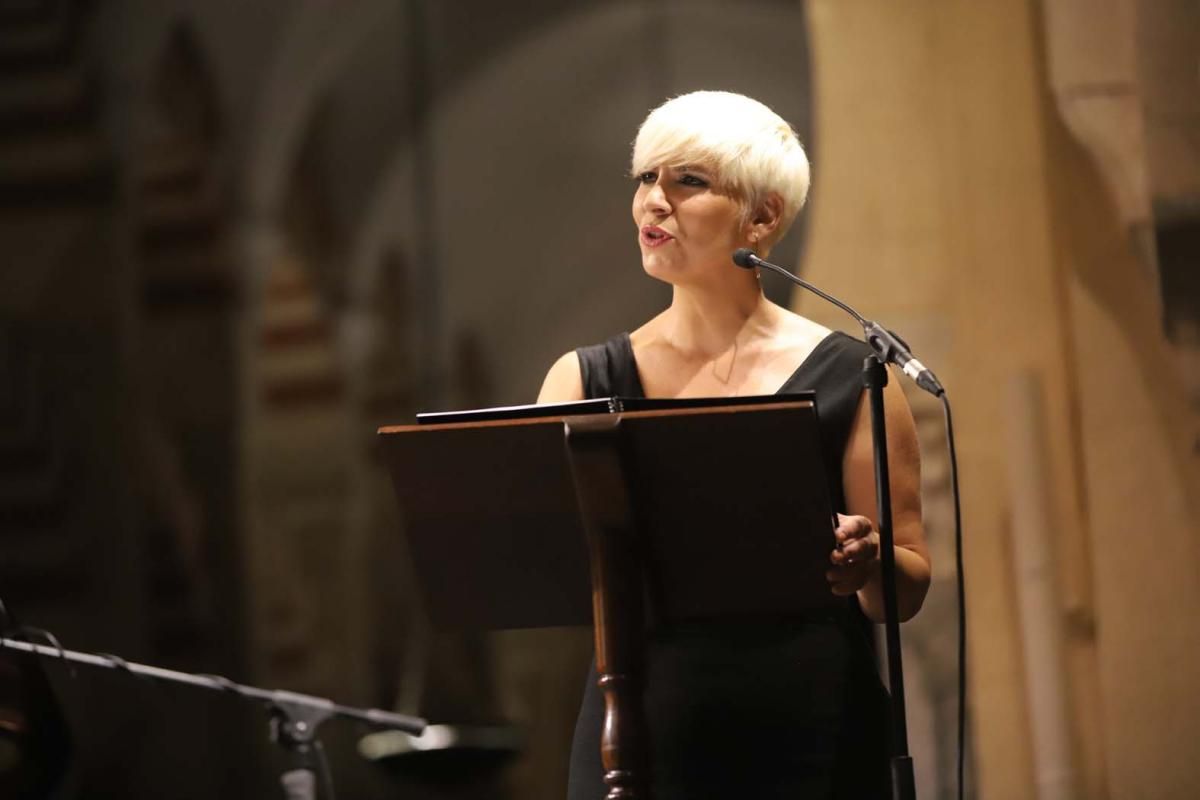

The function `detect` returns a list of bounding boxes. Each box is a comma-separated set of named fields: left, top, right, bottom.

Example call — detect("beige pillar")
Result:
left=1005, top=371, right=1079, bottom=800
left=1048, top=83, right=1200, bottom=800
left=803, top=2, right=1108, bottom=797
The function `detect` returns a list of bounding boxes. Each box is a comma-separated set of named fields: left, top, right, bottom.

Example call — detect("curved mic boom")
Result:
left=730, top=250, right=944, bottom=397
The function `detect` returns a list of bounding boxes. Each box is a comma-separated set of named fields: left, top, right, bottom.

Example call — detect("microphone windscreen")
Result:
left=732, top=248, right=757, bottom=269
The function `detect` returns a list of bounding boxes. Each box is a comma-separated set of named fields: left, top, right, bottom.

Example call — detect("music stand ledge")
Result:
left=378, top=399, right=839, bottom=800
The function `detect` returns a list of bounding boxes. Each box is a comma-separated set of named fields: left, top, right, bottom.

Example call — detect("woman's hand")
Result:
left=827, top=513, right=880, bottom=596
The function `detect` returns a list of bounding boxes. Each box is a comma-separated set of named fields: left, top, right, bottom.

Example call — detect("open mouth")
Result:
left=641, top=227, right=673, bottom=247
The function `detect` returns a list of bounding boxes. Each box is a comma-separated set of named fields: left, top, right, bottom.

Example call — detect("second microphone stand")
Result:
left=0, top=636, right=427, bottom=800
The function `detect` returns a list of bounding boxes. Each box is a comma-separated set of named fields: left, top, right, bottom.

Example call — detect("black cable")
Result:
left=313, top=739, right=336, bottom=800
left=10, top=622, right=78, bottom=680
left=941, top=393, right=967, bottom=800
left=98, top=653, right=134, bottom=677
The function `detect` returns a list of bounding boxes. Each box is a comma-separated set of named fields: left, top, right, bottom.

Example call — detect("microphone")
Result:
left=732, top=248, right=944, bottom=396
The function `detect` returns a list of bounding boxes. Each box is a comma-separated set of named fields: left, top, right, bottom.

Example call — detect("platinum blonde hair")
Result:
left=631, top=91, right=810, bottom=247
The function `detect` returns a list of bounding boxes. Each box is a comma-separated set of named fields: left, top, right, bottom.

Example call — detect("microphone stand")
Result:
left=733, top=250, right=944, bottom=800
left=863, top=355, right=915, bottom=800
left=0, top=636, right=427, bottom=800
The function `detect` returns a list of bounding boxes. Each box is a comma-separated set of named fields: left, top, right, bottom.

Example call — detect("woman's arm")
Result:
left=537, top=351, right=585, bottom=403
left=827, top=372, right=931, bottom=622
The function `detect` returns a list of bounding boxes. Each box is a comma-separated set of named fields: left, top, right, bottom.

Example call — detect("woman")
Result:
left=538, top=91, right=929, bottom=799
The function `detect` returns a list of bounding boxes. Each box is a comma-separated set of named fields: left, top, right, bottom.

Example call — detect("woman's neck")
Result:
left=660, top=276, right=778, bottom=359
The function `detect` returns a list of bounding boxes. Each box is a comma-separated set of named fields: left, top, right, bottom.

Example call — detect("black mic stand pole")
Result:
left=0, top=636, right=427, bottom=800
left=862, top=353, right=915, bottom=800
left=732, top=249, right=934, bottom=800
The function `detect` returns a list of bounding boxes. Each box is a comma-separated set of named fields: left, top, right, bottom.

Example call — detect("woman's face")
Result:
left=632, top=164, right=748, bottom=285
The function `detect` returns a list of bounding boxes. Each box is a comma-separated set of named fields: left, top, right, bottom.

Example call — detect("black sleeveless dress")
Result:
left=565, top=331, right=891, bottom=800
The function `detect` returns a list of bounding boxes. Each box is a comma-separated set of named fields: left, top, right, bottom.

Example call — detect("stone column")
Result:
left=802, top=2, right=1109, bottom=797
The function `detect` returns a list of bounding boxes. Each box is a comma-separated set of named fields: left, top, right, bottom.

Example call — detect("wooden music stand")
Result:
left=377, top=398, right=839, bottom=799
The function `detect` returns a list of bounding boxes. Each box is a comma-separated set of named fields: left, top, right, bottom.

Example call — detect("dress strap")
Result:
left=575, top=332, right=646, bottom=400
left=777, top=331, right=873, bottom=513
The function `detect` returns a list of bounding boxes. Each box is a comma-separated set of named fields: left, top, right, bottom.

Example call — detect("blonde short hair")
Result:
left=631, top=91, right=810, bottom=247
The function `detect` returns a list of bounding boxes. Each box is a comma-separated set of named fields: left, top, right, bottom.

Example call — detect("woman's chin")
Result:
left=641, top=254, right=686, bottom=283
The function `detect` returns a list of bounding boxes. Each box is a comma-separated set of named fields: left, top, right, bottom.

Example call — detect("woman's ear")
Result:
left=749, top=193, right=784, bottom=242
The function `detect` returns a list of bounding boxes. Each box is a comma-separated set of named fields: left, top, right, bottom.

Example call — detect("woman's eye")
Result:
left=637, top=171, right=657, bottom=184
left=679, top=173, right=708, bottom=187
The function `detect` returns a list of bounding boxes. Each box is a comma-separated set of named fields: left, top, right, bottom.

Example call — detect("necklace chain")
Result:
left=710, top=337, right=739, bottom=385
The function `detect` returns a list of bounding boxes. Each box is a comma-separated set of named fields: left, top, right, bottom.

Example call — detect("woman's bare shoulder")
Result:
left=537, top=351, right=583, bottom=403
left=772, top=305, right=835, bottom=354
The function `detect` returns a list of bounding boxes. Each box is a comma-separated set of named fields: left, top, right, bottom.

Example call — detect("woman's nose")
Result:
left=642, top=181, right=671, bottom=215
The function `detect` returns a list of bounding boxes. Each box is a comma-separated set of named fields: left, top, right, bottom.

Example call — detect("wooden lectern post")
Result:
left=563, top=415, right=647, bottom=799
